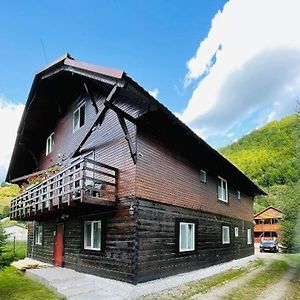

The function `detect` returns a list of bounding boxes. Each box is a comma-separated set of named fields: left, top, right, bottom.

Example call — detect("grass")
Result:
left=0, top=197, right=11, bottom=213
left=144, top=260, right=264, bottom=300
left=284, top=270, right=300, bottom=300
left=0, top=267, right=64, bottom=300
left=224, top=259, right=289, bottom=300
left=4, top=241, right=27, bottom=260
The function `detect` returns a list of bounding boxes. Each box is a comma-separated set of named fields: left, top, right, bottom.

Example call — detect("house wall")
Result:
left=4, top=226, right=28, bottom=242
left=136, top=127, right=254, bottom=222
left=27, top=198, right=137, bottom=283
left=136, top=199, right=254, bottom=283
left=39, top=92, right=137, bottom=198
left=27, top=197, right=253, bottom=284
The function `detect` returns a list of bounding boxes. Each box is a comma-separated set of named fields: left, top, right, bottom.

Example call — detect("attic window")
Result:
left=237, top=190, right=241, bottom=200
left=73, top=103, right=85, bottom=132
left=46, top=133, right=54, bottom=155
left=200, top=170, right=207, bottom=183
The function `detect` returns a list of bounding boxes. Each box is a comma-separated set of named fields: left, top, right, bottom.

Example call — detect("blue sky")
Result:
left=1, top=0, right=300, bottom=181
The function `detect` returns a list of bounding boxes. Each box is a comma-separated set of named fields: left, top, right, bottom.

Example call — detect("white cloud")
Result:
left=0, top=96, right=24, bottom=181
left=181, top=0, right=300, bottom=143
left=148, top=88, right=159, bottom=99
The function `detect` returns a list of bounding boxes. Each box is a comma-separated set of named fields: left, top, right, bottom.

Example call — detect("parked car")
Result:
left=259, top=240, right=279, bottom=253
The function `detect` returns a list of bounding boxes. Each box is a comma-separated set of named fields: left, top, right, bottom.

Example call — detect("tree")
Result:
left=278, top=182, right=300, bottom=252
left=1, top=206, right=9, bottom=219
left=0, top=224, right=12, bottom=270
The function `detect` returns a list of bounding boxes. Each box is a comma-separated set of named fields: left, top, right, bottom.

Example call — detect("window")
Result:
left=234, top=227, right=239, bottom=237
left=179, top=222, right=195, bottom=252
left=237, top=190, right=241, bottom=200
left=35, top=224, right=43, bottom=245
left=200, top=170, right=207, bottom=183
left=84, top=221, right=101, bottom=251
left=46, top=133, right=54, bottom=155
left=73, top=103, right=85, bottom=132
left=222, top=226, right=230, bottom=244
left=218, top=177, right=228, bottom=202
left=247, top=228, right=252, bottom=244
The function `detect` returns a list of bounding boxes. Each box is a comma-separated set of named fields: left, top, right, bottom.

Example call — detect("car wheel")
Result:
left=260, top=249, right=263, bottom=253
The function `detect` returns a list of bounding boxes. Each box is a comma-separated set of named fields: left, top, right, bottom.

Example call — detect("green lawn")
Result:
left=0, top=267, right=64, bottom=300
left=4, top=241, right=27, bottom=260
left=224, top=259, right=289, bottom=300
left=144, top=260, right=264, bottom=300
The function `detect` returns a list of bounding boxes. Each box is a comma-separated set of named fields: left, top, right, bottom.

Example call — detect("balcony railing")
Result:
left=254, top=223, right=280, bottom=232
left=10, top=158, right=118, bottom=220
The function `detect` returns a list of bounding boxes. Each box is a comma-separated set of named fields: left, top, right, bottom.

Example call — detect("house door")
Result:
left=53, top=223, right=64, bottom=267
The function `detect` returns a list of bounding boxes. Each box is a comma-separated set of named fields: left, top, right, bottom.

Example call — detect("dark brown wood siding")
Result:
left=136, top=199, right=254, bottom=283
left=136, top=127, right=254, bottom=222
left=39, top=93, right=137, bottom=198
left=28, top=199, right=137, bottom=283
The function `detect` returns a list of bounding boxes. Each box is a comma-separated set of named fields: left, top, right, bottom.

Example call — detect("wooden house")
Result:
left=7, top=54, right=265, bottom=283
left=254, top=206, right=283, bottom=243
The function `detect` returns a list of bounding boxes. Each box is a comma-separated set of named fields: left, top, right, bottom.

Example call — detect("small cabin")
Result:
left=254, top=206, right=283, bottom=243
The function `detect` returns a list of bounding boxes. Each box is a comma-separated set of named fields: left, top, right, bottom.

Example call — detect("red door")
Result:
left=53, top=223, right=64, bottom=267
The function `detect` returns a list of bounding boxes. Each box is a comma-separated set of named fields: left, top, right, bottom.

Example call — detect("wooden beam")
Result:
left=104, top=102, right=136, bottom=124
left=83, top=82, right=99, bottom=114
left=70, top=83, right=120, bottom=158
left=116, top=114, right=137, bottom=164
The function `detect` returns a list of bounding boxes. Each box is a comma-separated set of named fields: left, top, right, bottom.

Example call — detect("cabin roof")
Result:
left=6, top=54, right=266, bottom=196
left=254, top=206, right=283, bottom=219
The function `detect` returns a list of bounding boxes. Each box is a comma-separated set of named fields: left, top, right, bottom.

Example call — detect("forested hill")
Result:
left=220, top=114, right=300, bottom=250
left=220, top=114, right=300, bottom=188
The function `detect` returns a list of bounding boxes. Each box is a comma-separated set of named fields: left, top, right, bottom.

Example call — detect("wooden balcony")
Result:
left=10, top=158, right=118, bottom=220
left=254, top=223, right=280, bottom=233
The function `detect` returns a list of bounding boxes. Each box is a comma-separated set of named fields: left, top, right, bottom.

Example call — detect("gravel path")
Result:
left=191, top=264, right=265, bottom=300
left=26, top=255, right=257, bottom=300
left=259, top=267, right=297, bottom=300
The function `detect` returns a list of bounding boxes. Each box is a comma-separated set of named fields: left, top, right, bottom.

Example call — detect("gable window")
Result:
left=73, top=103, right=85, bottom=132
left=222, top=225, right=230, bottom=244
left=84, top=221, right=101, bottom=251
left=247, top=228, right=252, bottom=244
left=179, top=222, right=195, bottom=252
left=218, top=177, right=228, bottom=202
left=237, top=190, right=241, bottom=200
left=34, top=224, right=43, bottom=245
left=46, top=133, right=54, bottom=155
left=200, top=170, right=207, bottom=183
left=234, top=227, right=239, bottom=237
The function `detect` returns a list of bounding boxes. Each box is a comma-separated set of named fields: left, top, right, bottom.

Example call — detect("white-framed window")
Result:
left=237, top=190, right=241, bottom=200
left=200, top=170, right=207, bottom=183
left=35, top=224, right=43, bottom=245
left=179, top=222, right=195, bottom=252
left=84, top=221, right=101, bottom=251
left=218, top=177, right=228, bottom=202
left=222, top=225, right=230, bottom=244
left=247, top=228, right=252, bottom=244
left=234, top=227, right=239, bottom=237
left=46, top=133, right=54, bottom=155
left=73, top=102, right=85, bottom=132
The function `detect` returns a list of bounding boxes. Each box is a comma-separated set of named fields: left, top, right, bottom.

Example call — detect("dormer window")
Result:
left=46, top=133, right=54, bottom=155
left=218, top=176, right=228, bottom=202
left=73, top=103, right=85, bottom=132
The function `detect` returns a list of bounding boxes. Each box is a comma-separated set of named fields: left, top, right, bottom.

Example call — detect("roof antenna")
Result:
left=40, top=38, right=48, bottom=63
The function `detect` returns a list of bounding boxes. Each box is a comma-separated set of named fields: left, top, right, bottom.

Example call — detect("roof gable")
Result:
left=6, top=54, right=266, bottom=197
left=254, top=206, right=283, bottom=219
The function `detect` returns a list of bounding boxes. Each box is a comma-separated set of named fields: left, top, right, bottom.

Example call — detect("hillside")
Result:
left=220, top=114, right=300, bottom=250
left=0, top=184, right=20, bottom=217
left=220, top=114, right=300, bottom=188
